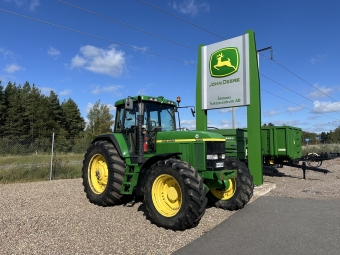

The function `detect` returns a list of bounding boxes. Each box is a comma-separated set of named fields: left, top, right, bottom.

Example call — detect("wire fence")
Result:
left=0, top=133, right=91, bottom=183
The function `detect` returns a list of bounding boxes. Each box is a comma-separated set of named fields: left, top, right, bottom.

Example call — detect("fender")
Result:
left=141, top=152, right=182, bottom=170
left=91, top=134, right=124, bottom=157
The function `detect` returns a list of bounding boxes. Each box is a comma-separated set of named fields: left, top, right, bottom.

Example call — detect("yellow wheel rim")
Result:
left=211, top=179, right=236, bottom=200
left=88, top=154, right=108, bottom=194
left=152, top=174, right=182, bottom=217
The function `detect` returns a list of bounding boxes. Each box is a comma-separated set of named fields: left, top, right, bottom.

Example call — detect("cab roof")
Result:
left=114, top=95, right=177, bottom=107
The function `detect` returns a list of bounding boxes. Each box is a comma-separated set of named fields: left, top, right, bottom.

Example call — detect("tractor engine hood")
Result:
left=156, top=130, right=226, bottom=143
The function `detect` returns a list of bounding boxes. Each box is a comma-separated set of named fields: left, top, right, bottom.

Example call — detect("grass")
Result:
left=0, top=153, right=84, bottom=184
left=302, top=143, right=340, bottom=155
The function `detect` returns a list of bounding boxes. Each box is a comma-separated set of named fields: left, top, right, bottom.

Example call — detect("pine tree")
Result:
left=46, top=90, right=63, bottom=135
left=61, top=98, right=85, bottom=138
left=0, top=81, right=7, bottom=137
left=3, top=82, right=26, bottom=138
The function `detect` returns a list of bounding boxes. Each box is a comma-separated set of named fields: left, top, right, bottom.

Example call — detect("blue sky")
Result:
left=0, top=0, right=340, bottom=133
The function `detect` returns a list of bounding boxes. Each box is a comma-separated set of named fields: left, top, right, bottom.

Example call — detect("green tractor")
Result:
left=82, top=95, right=254, bottom=230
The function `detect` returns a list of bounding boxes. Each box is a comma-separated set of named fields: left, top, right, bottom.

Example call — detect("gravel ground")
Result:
left=0, top=158, right=339, bottom=254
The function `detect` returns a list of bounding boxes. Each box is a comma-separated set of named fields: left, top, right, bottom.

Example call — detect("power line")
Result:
left=260, top=74, right=339, bottom=114
left=139, top=0, right=225, bottom=39
left=138, top=1, right=340, bottom=115
left=260, top=54, right=339, bottom=102
left=2, top=6, right=338, bottom=121
left=0, top=8, right=195, bottom=66
left=55, top=0, right=197, bottom=51
left=261, top=88, right=339, bottom=121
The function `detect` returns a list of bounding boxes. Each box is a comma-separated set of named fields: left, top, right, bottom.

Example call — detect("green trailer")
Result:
left=261, top=126, right=302, bottom=166
left=208, top=126, right=302, bottom=166
left=208, top=128, right=248, bottom=160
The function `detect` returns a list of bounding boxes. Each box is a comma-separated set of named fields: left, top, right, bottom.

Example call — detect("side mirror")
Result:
left=125, top=98, right=133, bottom=110
left=191, top=107, right=195, bottom=117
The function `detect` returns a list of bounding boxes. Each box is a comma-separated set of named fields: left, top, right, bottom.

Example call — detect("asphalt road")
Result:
left=173, top=196, right=340, bottom=255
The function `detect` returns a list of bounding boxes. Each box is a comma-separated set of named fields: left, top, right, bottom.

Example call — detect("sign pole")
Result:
left=196, top=44, right=207, bottom=131
left=246, top=30, right=263, bottom=185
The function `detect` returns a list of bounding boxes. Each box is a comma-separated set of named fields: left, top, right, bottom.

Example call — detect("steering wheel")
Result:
left=146, top=120, right=157, bottom=129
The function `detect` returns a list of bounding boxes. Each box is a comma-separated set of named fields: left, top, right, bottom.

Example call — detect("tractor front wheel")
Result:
left=82, top=141, right=125, bottom=206
left=143, top=158, right=207, bottom=231
left=207, top=157, right=254, bottom=210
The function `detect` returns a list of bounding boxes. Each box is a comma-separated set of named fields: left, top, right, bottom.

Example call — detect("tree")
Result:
left=262, top=122, right=275, bottom=127
left=85, top=100, right=114, bottom=138
left=0, top=81, right=7, bottom=137
left=61, top=98, right=85, bottom=138
left=3, top=82, right=27, bottom=138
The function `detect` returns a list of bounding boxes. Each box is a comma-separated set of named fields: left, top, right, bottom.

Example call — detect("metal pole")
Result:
left=232, top=107, right=236, bottom=128
left=49, top=132, right=55, bottom=181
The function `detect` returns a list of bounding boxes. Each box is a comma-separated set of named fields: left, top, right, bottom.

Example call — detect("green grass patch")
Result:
left=0, top=153, right=83, bottom=184
left=302, top=143, right=340, bottom=155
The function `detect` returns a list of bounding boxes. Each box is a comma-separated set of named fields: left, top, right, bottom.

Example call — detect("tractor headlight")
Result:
left=207, top=154, right=218, bottom=160
left=207, top=154, right=225, bottom=160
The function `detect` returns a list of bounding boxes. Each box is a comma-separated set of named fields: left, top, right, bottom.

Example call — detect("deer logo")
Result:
left=214, top=53, right=236, bottom=71
left=209, top=47, right=239, bottom=78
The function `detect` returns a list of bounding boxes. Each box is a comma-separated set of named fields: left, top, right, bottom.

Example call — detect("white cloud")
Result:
left=47, top=46, right=60, bottom=58
left=59, top=89, right=71, bottom=96
left=71, top=45, right=126, bottom=77
left=86, top=102, right=116, bottom=114
left=137, top=83, right=153, bottom=95
left=180, top=119, right=196, bottom=130
left=29, top=0, right=39, bottom=11
left=272, top=120, right=308, bottom=127
left=262, top=110, right=280, bottom=117
left=4, top=63, right=24, bottom=74
left=286, top=106, right=304, bottom=113
left=219, top=107, right=239, bottom=113
left=218, top=120, right=231, bottom=128
left=40, top=87, right=54, bottom=96
left=4, top=0, right=40, bottom=11
left=86, top=102, right=94, bottom=113
left=132, top=46, right=148, bottom=53
left=0, top=47, right=14, bottom=58
left=171, top=0, right=210, bottom=17
left=310, top=54, right=326, bottom=64
left=309, top=84, right=333, bottom=99
left=313, top=101, right=340, bottom=113
left=91, top=84, right=124, bottom=95
left=106, top=104, right=116, bottom=112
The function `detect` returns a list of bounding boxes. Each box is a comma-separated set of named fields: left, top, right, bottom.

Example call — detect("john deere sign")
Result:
left=201, top=34, right=250, bottom=110
left=210, top=47, right=239, bottom=77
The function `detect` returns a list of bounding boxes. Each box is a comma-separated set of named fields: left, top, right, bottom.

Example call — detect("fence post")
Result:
left=49, top=132, right=55, bottom=181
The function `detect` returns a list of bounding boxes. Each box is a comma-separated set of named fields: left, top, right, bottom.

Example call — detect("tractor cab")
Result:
left=114, top=95, right=177, bottom=154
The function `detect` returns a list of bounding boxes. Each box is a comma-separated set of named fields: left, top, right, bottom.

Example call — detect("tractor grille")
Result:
left=206, top=141, right=225, bottom=154
left=206, top=141, right=225, bottom=170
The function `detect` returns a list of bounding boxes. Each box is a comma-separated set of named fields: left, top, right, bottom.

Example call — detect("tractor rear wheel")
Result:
left=207, top=157, right=254, bottom=210
left=143, top=158, right=207, bottom=231
left=82, top=140, right=125, bottom=206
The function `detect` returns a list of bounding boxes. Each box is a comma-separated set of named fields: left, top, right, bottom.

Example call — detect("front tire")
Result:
left=207, top=157, right=254, bottom=210
left=143, top=159, right=207, bottom=231
left=82, top=140, right=125, bottom=206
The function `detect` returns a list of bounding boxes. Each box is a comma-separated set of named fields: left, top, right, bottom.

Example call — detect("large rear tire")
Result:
left=143, top=158, right=207, bottom=231
left=82, top=140, right=125, bottom=206
left=207, top=157, right=254, bottom=210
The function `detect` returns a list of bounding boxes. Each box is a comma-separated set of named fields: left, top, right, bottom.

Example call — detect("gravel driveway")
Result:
left=1, top=158, right=339, bottom=254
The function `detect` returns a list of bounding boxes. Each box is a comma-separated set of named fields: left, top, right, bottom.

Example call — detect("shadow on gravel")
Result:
left=263, top=166, right=325, bottom=180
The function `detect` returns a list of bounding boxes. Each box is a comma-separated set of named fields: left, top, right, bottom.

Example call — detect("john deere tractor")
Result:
left=82, top=95, right=254, bottom=230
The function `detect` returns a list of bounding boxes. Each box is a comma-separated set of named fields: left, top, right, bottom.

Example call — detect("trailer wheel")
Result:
left=143, top=158, right=207, bottom=230
left=82, top=140, right=125, bottom=206
left=207, top=157, right=254, bottom=210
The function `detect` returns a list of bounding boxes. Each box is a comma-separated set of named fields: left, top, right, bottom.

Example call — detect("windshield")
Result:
left=144, top=102, right=176, bottom=131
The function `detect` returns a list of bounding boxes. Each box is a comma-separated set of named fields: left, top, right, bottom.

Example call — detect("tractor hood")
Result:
left=156, top=130, right=226, bottom=143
